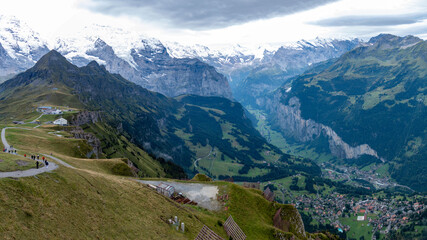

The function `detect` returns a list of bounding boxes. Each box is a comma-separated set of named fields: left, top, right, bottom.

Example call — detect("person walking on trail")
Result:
left=24, top=154, right=26, bottom=158
left=37, top=155, right=39, bottom=160
left=44, top=160, right=49, bottom=169
left=42, top=156, right=45, bottom=161
left=36, top=161, right=39, bottom=169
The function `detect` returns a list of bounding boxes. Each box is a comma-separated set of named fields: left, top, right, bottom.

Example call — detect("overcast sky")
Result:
left=1, top=0, right=426, bottom=48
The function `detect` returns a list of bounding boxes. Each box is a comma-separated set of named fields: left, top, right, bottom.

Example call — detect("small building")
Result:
left=243, top=182, right=260, bottom=189
left=53, top=118, right=68, bottom=126
left=37, top=106, right=52, bottom=112
left=51, top=109, right=63, bottom=115
left=357, top=216, right=365, bottom=221
left=156, top=183, right=175, bottom=198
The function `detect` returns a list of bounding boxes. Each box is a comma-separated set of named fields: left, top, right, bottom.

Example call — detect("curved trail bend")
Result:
left=0, top=127, right=74, bottom=178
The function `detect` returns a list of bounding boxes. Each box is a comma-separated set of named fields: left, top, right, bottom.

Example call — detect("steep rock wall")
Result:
left=266, top=94, right=381, bottom=160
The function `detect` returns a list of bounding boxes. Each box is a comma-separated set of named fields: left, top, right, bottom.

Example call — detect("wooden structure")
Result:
left=171, top=194, right=198, bottom=206
left=223, top=215, right=246, bottom=240
left=223, top=177, right=234, bottom=182
left=194, top=225, right=224, bottom=240
left=263, top=187, right=275, bottom=202
left=242, top=182, right=260, bottom=189
left=156, top=183, right=175, bottom=198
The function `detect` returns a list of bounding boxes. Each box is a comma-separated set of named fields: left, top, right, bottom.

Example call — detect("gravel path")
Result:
left=138, top=180, right=221, bottom=211
left=0, top=127, right=74, bottom=178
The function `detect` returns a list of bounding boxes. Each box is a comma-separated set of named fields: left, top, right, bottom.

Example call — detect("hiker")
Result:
left=24, top=154, right=26, bottom=158
left=42, top=156, right=45, bottom=161
left=45, top=160, right=49, bottom=169
left=36, top=161, right=39, bottom=169
left=14, top=150, right=16, bottom=154
left=37, top=155, right=39, bottom=160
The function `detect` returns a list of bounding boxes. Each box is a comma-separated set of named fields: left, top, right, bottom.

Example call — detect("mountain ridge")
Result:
left=262, top=34, right=426, bottom=191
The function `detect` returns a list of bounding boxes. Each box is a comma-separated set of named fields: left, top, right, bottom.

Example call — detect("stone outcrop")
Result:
left=70, top=111, right=101, bottom=126
left=68, top=111, right=102, bottom=158
left=69, top=127, right=102, bottom=159
left=272, top=206, right=306, bottom=239
left=266, top=94, right=382, bottom=160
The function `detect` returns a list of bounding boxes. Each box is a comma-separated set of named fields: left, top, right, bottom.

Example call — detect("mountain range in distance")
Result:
left=0, top=14, right=362, bottom=99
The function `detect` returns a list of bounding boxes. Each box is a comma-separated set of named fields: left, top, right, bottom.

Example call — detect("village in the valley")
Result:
left=293, top=191, right=426, bottom=238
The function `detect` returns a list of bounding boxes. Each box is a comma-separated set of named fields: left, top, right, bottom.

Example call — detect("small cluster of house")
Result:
left=37, top=106, right=63, bottom=115
left=34, top=106, right=69, bottom=126
left=37, top=106, right=73, bottom=115
left=13, top=118, right=67, bottom=126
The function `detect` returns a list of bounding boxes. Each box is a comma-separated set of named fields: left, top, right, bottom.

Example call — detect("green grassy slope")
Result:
left=0, top=125, right=336, bottom=239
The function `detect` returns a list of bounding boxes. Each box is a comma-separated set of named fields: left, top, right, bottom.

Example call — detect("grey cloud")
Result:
left=82, top=0, right=339, bottom=29
left=311, top=13, right=427, bottom=27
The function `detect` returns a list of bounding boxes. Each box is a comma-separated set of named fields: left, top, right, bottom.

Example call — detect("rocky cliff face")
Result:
left=266, top=94, right=381, bottom=160
left=273, top=205, right=307, bottom=240
left=69, top=111, right=101, bottom=126
left=68, top=111, right=103, bottom=158
left=56, top=30, right=233, bottom=99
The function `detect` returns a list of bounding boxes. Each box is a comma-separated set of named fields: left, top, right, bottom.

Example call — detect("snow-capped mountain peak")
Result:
left=0, top=14, right=48, bottom=61
left=55, top=24, right=165, bottom=68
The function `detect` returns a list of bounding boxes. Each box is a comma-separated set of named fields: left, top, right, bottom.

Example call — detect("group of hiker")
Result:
left=27, top=155, right=49, bottom=169
left=2, top=147, right=49, bottom=169
left=29, top=154, right=49, bottom=169
left=2, top=147, right=17, bottom=154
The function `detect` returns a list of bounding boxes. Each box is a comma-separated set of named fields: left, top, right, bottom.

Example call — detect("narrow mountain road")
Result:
left=0, top=127, right=74, bottom=178
left=30, top=113, right=44, bottom=123
left=193, top=146, right=213, bottom=169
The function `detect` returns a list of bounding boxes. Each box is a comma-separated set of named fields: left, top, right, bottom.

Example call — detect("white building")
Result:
left=53, top=118, right=68, bottom=126
left=357, top=216, right=365, bottom=221
left=51, top=109, right=63, bottom=115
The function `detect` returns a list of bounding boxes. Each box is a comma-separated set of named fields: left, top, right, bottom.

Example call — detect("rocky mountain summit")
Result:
left=55, top=25, right=233, bottom=98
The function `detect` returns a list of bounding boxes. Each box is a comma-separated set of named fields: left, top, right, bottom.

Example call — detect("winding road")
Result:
left=193, top=146, right=213, bottom=169
left=0, top=127, right=73, bottom=178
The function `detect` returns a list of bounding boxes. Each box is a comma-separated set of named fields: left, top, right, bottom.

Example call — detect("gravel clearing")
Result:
left=138, top=180, right=221, bottom=211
